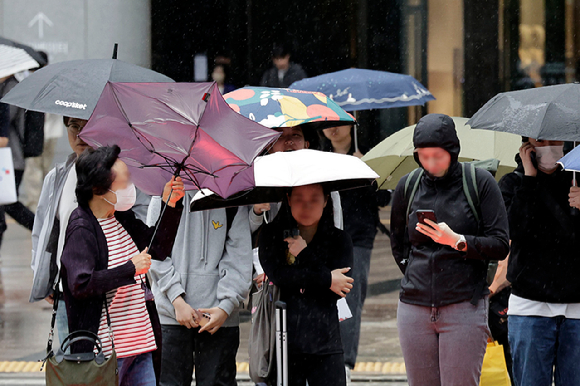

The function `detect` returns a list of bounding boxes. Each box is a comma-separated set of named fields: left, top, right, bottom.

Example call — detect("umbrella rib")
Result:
left=108, top=88, right=188, bottom=168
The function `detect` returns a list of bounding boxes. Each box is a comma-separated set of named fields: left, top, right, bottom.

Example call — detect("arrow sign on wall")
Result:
left=28, top=12, right=53, bottom=39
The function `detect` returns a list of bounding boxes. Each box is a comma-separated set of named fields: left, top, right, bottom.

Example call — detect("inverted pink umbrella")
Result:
left=80, top=82, right=281, bottom=198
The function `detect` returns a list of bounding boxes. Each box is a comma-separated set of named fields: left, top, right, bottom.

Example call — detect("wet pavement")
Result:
left=0, top=185, right=407, bottom=384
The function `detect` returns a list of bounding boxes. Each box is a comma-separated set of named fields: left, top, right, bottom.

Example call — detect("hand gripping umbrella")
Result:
left=79, top=82, right=281, bottom=200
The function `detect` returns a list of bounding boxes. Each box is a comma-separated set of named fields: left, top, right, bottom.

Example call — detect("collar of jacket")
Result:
left=422, top=161, right=462, bottom=187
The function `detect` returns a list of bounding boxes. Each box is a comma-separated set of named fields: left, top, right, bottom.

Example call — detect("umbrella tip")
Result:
left=112, top=43, right=118, bottom=59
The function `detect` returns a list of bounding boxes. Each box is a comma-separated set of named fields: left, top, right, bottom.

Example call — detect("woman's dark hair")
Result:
left=277, top=184, right=335, bottom=231
left=75, top=145, right=121, bottom=207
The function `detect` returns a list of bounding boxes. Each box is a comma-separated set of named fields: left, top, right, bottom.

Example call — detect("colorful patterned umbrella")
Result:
left=224, top=87, right=355, bottom=130
left=79, top=82, right=281, bottom=198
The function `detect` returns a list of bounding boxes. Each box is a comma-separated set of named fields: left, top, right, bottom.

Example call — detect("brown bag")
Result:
left=43, top=290, right=118, bottom=386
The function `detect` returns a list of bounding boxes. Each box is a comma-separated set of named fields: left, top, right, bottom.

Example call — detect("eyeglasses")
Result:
left=66, top=123, right=86, bottom=136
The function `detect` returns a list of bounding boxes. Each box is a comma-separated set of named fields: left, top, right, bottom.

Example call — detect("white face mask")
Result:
left=534, top=146, right=564, bottom=173
left=103, top=182, right=136, bottom=211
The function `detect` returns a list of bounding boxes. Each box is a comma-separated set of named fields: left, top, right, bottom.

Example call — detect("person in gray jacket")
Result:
left=30, top=117, right=151, bottom=349
left=147, top=195, right=253, bottom=386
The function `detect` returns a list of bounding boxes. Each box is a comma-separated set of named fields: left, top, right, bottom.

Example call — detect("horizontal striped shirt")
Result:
left=97, top=216, right=156, bottom=359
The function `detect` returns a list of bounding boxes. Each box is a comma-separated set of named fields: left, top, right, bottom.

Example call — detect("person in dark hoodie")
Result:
left=259, top=183, right=354, bottom=386
left=390, top=114, right=510, bottom=386
left=260, top=45, right=307, bottom=88
left=500, top=138, right=580, bottom=386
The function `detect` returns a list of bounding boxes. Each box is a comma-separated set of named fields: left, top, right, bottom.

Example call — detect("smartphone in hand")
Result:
left=193, top=311, right=212, bottom=327
left=417, top=210, right=437, bottom=225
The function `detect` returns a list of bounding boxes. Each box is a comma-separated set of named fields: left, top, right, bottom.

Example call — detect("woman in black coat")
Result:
left=259, top=183, right=354, bottom=386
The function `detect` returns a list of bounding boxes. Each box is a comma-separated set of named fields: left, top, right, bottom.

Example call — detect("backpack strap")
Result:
left=404, top=168, right=424, bottom=224
left=225, top=207, right=239, bottom=234
left=461, top=162, right=481, bottom=225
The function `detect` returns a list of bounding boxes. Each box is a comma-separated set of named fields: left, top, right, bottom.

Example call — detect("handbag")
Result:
left=249, top=281, right=280, bottom=384
left=43, top=289, right=118, bottom=386
left=480, top=340, right=511, bottom=386
left=0, top=147, right=17, bottom=205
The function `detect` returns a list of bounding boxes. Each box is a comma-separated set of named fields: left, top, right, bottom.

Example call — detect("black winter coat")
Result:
left=259, top=217, right=353, bottom=355
left=501, top=166, right=580, bottom=303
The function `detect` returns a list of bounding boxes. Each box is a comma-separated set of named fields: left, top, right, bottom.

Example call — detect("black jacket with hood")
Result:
left=500, top=154, right=580, bottom=303
left=390, top=114, right=510, bottom=307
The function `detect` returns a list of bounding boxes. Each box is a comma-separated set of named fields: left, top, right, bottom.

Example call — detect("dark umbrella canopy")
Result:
left=79, top=82, right=281, bottom=198
left=0, top=59, right=173, bottom=120
left=467, top=83, right=580, bottom=141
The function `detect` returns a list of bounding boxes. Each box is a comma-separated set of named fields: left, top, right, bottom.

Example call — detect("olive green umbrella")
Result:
left=362, top=117, right=521, bottom=190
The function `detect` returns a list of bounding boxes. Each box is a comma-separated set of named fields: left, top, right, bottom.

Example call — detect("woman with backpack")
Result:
left=259, top=183, right=354, bottom=386
left=390, top=114, right=510, bottom=386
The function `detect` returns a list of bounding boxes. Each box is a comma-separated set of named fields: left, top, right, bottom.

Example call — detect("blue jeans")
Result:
left=117, top=352, right=156, bottom=386
left=56, top=299, right=69, bottom=353
left=508, top=315, right=580, bottom=386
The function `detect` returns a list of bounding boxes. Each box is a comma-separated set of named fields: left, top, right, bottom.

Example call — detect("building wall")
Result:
left=427, top=0, right=464, bottom=116
left=0, top=0, right=151, bottom=66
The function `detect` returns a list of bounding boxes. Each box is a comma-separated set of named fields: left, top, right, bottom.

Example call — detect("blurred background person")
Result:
left=211, top=63, right=235, bottom=94
left=260, top=44, right=307, bottom=88
left=0, top=74, right=35, bottom=248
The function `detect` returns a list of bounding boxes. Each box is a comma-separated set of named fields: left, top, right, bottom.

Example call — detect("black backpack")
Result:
left=403, top=159, right=500, bottom=285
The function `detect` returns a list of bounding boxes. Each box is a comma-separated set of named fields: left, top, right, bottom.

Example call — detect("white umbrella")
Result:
left=190, top=149, right=379, bottom=211
left=0, top=44, right=40, bottom=79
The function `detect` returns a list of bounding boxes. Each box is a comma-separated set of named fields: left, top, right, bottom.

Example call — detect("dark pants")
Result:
left=288, top=352, right=346, bottom=386
left=340, top=246, right=372, bottom=368
left=0, top=170, right=34, bottom=246
left=159, top=324, right=239, bottom=386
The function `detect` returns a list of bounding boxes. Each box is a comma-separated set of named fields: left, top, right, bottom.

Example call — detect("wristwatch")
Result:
left=454, top=235, right=467, bottom=252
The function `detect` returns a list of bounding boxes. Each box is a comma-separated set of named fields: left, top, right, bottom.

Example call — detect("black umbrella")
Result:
left=0, top=58, right=173, bottom=120
left=467, top=83, right=580, bottom=141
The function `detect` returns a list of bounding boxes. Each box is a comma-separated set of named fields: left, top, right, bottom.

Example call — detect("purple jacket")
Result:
left=60, top=201, right=182, bottom=379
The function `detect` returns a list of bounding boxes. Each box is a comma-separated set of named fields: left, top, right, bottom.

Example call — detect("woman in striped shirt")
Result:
left=61, top=145, right=184, bottom=386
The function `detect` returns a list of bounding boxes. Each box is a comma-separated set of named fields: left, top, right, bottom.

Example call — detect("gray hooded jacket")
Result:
left=147, top=193, right=253, bottom=327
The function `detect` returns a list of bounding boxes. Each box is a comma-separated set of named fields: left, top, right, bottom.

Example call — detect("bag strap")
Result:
left=44, top=276, right=114, bottom=357
left=103, top=294, right=114, bottom=351
left=404, top=168, right=424, bottom=224
left=45, top=284, right=61, bottom=356
left=226, top=206, right=239, bottom=234
left=461, top=162, right=481, bottom=225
